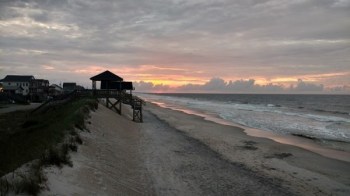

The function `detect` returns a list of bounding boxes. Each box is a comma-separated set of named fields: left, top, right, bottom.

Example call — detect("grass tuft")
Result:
left=75, top=135, right=83, bottom=145
left=40, top=146, right=72, bottom=168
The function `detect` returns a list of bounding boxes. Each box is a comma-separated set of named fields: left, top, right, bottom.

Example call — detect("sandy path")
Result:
left=140, top=110, right=291, bottom=195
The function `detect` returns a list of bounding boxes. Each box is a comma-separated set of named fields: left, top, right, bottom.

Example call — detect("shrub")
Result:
left=40, top=146, right=72, bottom=168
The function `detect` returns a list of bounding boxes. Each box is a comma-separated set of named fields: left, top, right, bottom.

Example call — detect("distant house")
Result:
left=31, top=79, right=49, bottom=93
left=63, top=82, right=77, bottom=93
left=0, top=75, right=35, bottom=96
left=49, top=84, right=63, bottom=96
left=30, top=79, right=50, bottom=102
left=76, top=85, right=85, bottom=91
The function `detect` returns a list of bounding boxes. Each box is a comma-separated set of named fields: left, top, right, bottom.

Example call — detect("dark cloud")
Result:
left=0, top=0, right=349, bottom=91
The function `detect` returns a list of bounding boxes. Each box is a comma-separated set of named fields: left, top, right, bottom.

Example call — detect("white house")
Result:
left=0, top=75, right=35, bottom=96
left=49, top=84, right=63, bottom=96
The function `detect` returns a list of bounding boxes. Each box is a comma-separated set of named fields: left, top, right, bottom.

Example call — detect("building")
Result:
left=0, top=75, right=35, bottom=96
left=49, top=84, right=63, bottom=96
left=90, top=70, right=123, bottom=89
left=63, top=82, right=77, bottom=93
left=30, top=79, right=50, bottom=102
left=0, top=75, right=52, bottom=102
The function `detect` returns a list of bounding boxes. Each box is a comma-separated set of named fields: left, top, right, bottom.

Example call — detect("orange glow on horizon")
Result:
left=138, top=78, right=205, bottom=87
left=69, top=65, right=349, bottom=90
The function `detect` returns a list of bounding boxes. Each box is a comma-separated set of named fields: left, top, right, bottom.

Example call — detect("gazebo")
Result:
left=89, top=70, right=141, bottom=121
left=90, top=70, right=123, bottom=90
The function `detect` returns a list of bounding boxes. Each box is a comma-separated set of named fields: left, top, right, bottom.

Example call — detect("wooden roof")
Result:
left=90, top=70, right=123, bottom=81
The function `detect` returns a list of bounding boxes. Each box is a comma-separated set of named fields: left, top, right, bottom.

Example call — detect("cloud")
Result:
left=0, top=0, right=349, bottom=90
left=42, top=65, right=54, bottom=70
left=202, top=77, right=227, bottom=90
left=291, top=79, right=323, bottom=92
left=333, top=0, right=350, bottom=7
left=133, top=81, right=170, bottom=92
left=134, top=77, right=347, bottom=94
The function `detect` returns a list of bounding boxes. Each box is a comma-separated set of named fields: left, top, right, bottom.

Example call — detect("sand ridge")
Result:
left=42, top=104, right=154, bottom=195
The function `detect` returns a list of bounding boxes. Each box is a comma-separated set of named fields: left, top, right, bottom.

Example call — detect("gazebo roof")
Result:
left=90, top=70, right=123, bottom=81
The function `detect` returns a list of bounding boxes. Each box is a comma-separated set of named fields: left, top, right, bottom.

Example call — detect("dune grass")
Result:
left=0, top=98, right=98, bottom=177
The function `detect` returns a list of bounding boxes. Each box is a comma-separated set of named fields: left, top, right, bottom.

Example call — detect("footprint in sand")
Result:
left=94, top=170, right=107, bottom=190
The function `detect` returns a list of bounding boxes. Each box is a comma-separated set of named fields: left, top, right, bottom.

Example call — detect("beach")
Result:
left=42, top=102, right=350, bottom=195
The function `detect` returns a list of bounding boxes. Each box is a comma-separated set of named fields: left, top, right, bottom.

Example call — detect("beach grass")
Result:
left=0, top=98, right=98, bottom=177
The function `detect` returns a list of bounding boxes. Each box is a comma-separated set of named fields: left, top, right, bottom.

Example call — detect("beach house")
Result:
left=0, top=75, right=35, bottom=96
left=63, top=82, right=77, bottom=93
left=30, top=79, right=50, bottom=102
left=49, top=84, right=63, bottom=96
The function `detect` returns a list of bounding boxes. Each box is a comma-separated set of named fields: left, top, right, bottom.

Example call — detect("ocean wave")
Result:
left=139, top=93, right=350, bottom=143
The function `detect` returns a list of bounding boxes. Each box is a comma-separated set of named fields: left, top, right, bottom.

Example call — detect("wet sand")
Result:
left=42, top=102, right=350, bottom=195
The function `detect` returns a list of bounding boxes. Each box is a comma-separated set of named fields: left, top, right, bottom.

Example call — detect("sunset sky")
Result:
left=0, top=0, right=349, bottom=93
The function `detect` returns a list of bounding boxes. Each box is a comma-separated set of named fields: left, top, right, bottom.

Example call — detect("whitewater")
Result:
left=139, top=93, right=350, bottom=143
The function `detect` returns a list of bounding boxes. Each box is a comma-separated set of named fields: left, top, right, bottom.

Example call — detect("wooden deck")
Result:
left=77, top=89, right=144, bottom=122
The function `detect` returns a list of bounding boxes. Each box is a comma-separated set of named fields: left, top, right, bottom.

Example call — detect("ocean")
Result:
left=138, top=93, right=350, bottom=143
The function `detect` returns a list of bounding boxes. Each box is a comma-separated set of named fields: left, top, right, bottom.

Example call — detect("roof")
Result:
left=1, top=75, right=35, bottom=82
left=50, top=84, right=63, bottom=89
left=90, top=70, right=123, bottom=81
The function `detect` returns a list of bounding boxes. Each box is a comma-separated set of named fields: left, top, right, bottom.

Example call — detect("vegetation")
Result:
left=0, top=98, right=98, bottom=195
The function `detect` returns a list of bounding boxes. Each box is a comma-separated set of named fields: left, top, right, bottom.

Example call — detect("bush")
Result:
left=75, top=135, right=83, bottom=145
left=40, top=146, right=72, bottom=168
left=0, top=162, right=46, bottom=196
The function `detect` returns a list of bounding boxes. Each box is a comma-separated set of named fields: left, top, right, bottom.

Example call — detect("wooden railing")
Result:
left=78, top=89, right=144, bottom=122
left=32, top=89, right=145, bottom=122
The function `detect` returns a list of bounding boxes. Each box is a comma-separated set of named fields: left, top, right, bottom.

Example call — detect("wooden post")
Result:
left=119, top=92, right=122, bottom=115
left=132, top=98, right=143, bottom=122
left=92, top=81, right=96, bottom=96
left=92, top=81, right=96, bottom=89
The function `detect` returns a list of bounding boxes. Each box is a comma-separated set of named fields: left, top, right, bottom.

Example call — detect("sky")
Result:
left=0, top=0, right=349, bottom=93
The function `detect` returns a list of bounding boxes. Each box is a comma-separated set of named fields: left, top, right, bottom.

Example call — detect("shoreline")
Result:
left=149, top=101, right=350, bottom=163
left=145, top=102, right=350, bottom=195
